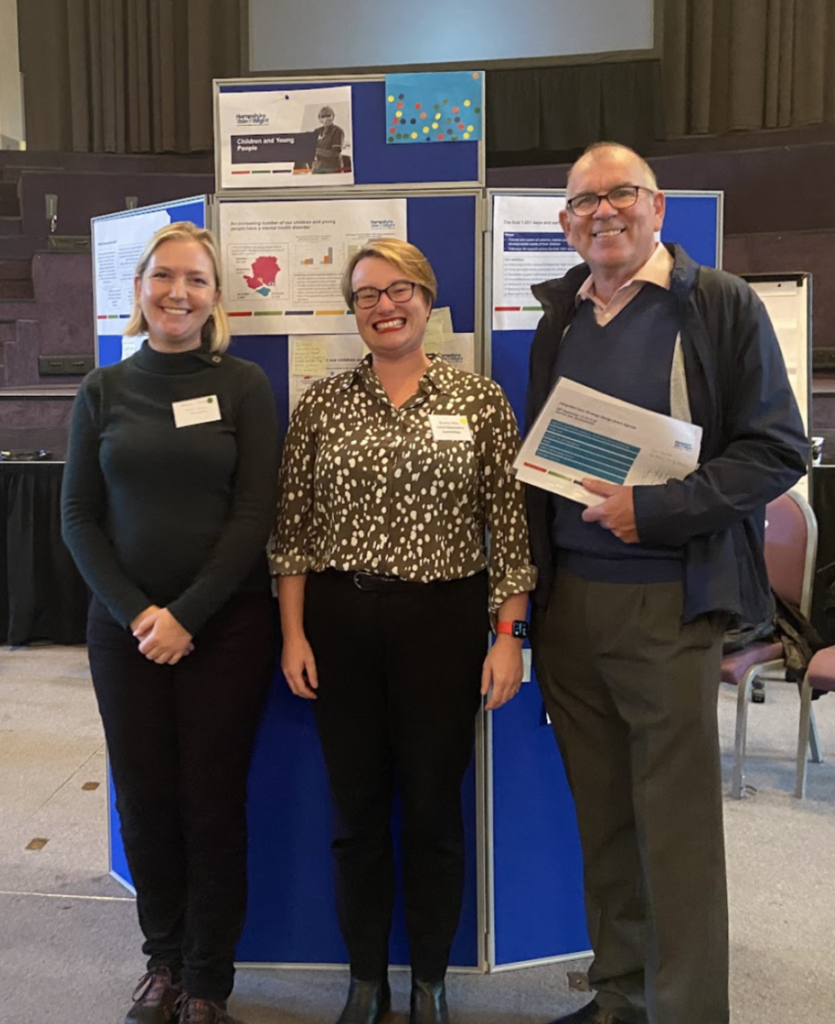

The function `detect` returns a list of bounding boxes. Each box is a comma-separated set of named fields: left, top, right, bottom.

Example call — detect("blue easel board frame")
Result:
left=487, top=188, right=723, bottom=966
left=214, top=78, right=483, bottom=192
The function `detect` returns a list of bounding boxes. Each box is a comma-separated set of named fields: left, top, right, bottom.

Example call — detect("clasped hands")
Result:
left=130, top=605, right=194, bottom=665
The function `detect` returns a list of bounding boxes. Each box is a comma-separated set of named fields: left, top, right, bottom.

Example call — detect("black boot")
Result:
left=335, top=977, right=391, bottom=1024
left=410, top=979, right=449, bottom=1024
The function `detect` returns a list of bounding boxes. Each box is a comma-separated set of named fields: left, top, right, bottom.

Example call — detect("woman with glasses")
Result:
left=271, top=238, right=535, bottom=1024
left=62, top=222, right=278, bottom=1024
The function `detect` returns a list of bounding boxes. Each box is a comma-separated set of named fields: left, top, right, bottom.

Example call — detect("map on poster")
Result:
left=217, top=84, right=354, bottom=190
left=219, top=197, right=407, bottom=335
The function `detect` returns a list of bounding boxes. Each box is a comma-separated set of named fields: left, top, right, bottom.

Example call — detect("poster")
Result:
left=385, top=71, right=483, bottom=144
left=217, top=84, right=354, bottom=190
left=288, top=332, right=476, bottom=416
left=94, top=208, right=171, bottom=323
left=288, top=334, right=367, bottom=414
left=219, top=198, right=408, bottom=335
left=492, top=194, right=584, bottom=331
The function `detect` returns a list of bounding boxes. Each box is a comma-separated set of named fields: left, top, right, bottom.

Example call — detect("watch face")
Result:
left=512, top=620, right=529, bottom=639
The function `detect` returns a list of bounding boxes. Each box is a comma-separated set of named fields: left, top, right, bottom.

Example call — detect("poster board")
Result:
left=742, top=273, right=812, bottom=499
left=91, top=188, right=485, bottom=968
left=214, top=76, right=484, bottom=193
left=91, top=196, right=209, bottom=368
left=485, top=188, right=724, bottom=966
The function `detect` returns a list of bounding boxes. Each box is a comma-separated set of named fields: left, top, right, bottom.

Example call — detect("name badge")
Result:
left=172, top=395, right=221, bottom=428
left=429, top=414, right=473, bottom=442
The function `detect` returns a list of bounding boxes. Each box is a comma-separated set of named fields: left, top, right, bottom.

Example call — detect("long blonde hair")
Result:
left=124, top=221, right=231, bottom=353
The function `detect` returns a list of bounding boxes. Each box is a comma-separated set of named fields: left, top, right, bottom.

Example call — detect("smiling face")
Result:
left=559, top=146, right=665, bottom=294
left=136, top=239, right=219, bottom=353
left=351, top=255, right=431, bottom=362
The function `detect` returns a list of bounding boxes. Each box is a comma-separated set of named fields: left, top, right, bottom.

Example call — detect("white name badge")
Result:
left=172, top=395, right=222, bottom=428
left=429, top=414, right=473, bottom=442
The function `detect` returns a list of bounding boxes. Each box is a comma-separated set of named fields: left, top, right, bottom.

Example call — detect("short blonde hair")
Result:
left=124, top=221, right=231, bottom=353
left=341, top=238, right=438, bottom=309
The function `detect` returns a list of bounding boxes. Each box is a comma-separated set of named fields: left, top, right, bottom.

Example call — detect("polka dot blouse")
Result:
left=270, top=355, right=536, bottom=617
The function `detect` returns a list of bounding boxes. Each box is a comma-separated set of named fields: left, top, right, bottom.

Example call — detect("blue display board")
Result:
left=93, top=197, right=208, bottom=369
left=228, top=192, right=481, bottom=966
left=94, top=184, right=722, bottom=972
left=488, top=189, right=723, bottom=966
left=96, top=191, right=483, bottom=968
left=215, top=80, right=481, bottom=190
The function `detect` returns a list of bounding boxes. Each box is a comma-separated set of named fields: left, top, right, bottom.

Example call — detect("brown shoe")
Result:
left=125, top=967, right=181, bottom=1024
left=177, top=995, right=245, bottom=1024
left=545, top=999, right=635, bottom=1024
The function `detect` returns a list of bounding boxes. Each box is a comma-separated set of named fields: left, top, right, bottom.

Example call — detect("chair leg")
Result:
left=795, top=676, right=813, bottom=799
left=732, top=668, right=756, bottom=798
left=809, top=705, right=823, bottom=764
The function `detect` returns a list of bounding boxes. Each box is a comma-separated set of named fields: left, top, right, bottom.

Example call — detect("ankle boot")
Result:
left=410, top=979, right=449, bottom=1024
left=335, top=977, right=391, bottom=1024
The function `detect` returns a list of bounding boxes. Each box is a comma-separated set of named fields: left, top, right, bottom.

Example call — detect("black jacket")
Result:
left=525, top=244, right=809, bottom=625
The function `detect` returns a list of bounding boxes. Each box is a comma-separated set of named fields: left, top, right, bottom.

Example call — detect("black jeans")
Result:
left=305, top=569, right=488, bottom=983
left=87, top=591, right=276, bottom=1003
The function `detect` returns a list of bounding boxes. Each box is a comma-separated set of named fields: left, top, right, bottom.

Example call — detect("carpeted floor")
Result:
left=0, top=644, right=831, bottom=1023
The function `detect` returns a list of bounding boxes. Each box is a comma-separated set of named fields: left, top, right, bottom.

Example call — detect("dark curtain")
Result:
left=0, top=465, right=89, bottom=645
left=664, top=0, right=835, bottom=135
left=17, top=0, right=244, bottom=153
left=487, top=60, right=665, bottom=160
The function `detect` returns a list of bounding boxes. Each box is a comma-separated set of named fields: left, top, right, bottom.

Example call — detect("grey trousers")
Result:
left=532, top=570, right=729, bottom=1024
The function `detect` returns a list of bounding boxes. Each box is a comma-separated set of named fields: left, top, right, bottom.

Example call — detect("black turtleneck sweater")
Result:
left=61, top=341, right=279, bottom=636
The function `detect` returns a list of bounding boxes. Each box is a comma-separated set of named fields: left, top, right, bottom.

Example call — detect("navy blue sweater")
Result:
left=549, top=287, right=683, bottom=583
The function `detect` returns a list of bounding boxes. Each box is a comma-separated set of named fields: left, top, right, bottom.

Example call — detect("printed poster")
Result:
left=218, top=198, right=407, bottom=335
left=385, top=71, right=483, bottom=144
left=217, top=84, right=354, bottom=190
left=492, top=194, right=584, bottom=331
left=94, top=207, right=171, bottom=323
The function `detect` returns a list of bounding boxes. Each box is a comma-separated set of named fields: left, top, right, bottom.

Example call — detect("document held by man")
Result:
left=514, top=378, right=703, bottom=507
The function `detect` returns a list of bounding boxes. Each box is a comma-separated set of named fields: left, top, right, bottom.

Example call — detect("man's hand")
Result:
left=580, top=478, right=640, bottom=544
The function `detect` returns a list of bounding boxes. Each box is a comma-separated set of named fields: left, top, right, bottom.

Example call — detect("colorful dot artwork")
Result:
left=384, top=71, right=483, bottom=145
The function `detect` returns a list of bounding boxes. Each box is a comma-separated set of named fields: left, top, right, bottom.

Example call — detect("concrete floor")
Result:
left=1, top=644, right=833, bottom=1023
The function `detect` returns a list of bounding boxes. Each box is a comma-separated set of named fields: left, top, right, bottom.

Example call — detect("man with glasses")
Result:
left=525, top=142, right=807, bottom=1024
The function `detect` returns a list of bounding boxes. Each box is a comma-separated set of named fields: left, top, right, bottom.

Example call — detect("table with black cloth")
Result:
left=0, top=462, right=88, bottom=645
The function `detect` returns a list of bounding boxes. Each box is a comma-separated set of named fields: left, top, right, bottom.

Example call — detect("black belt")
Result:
left=351, top=571, right=427, bottom=592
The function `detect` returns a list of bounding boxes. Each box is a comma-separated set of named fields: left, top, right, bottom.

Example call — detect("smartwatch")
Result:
left=496, top=619, right=529, bottom=640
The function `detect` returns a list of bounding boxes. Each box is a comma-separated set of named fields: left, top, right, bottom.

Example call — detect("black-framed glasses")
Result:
left=352, top=280, right=417, bottom=309
left=565, top=185, right=655, bottom=217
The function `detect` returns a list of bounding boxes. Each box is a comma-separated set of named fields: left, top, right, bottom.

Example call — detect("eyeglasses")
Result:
left=352, top=280, right=417, bottom=309
left=565, top=185, right=655, bottom=217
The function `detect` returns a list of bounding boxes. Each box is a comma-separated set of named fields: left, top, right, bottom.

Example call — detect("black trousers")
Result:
left=533, top=572, right=728, bottom=1024
left=305, top=569, right=488, bottom=982
left=87, top=591, right=276, bottom=1004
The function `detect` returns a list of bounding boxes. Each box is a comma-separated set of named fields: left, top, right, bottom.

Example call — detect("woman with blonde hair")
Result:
left=62, top=221, right=278, bottom=1024
left=272, top=238, right=535, bottom=1024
